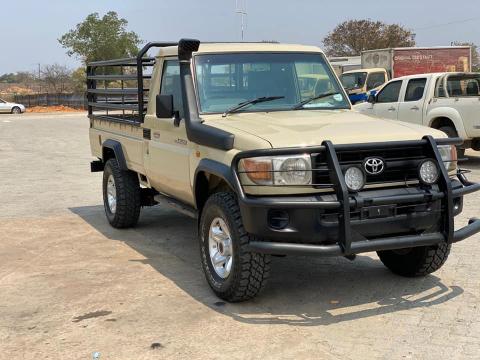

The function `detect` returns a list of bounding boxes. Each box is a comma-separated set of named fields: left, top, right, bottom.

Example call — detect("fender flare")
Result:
left=102, top=139, right=128, bottom=171
left=193, top=159, right=236, bottom=208
left=427, top=108, right=468, bottom=139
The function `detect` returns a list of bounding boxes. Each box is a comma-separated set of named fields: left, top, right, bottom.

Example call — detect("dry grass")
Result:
left=26, top=106, right=85, bottom=113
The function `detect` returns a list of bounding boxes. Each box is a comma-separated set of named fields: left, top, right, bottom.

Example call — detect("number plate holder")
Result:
left=363, top=205, right=395, bottom=219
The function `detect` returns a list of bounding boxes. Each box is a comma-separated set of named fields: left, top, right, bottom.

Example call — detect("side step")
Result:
left=153, top=193, right=198, bottom=219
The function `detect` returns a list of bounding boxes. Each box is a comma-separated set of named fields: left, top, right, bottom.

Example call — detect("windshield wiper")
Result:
left=222, top=96, right=285, bottom=117
left=292, top=91, right=340, bottom=110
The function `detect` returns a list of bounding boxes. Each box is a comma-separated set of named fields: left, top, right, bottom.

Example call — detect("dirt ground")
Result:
left=1, top=113, right=479, bottom=359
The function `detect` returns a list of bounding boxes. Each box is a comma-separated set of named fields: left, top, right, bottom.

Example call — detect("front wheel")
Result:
left=377, top=243, right=451, bottom=277
left=11, top=107, right=21, bottom=114
left=199, top=192, right=271, bottom=302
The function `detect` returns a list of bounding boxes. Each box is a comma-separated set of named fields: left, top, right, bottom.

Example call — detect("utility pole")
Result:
left=235, top=0, right=247, bottom=41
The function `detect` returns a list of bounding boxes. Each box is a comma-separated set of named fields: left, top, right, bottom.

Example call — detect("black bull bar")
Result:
left=231, top=136, right=480, bottom=256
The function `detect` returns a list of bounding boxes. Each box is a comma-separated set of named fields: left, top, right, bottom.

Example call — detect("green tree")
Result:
left=452, top=42, right=479, bottom=72
left=323, top=20, right=416, bottom=57
left=0, top=73, right=17, bottom=83
left=58, top=11, right=142, bottom=64
left=71, top=67, right=87, bottom=93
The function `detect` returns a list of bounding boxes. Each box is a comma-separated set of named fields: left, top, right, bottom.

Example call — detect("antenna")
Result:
left=235, top=0, right=247, bottom=41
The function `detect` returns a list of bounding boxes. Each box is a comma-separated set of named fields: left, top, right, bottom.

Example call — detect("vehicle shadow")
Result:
left=463, top=151, right=480, bottom=171
left=70, top=205, right=463, bottom=327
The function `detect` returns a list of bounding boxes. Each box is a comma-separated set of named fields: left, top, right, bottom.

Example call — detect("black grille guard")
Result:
left=231, top=136, right=480, bottom=256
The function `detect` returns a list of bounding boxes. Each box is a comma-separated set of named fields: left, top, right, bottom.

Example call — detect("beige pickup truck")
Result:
left=87, top=39, right=480, bottom=302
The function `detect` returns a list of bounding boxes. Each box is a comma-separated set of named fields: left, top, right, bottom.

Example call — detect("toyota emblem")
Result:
left=364, top=157, right=385, bottom=175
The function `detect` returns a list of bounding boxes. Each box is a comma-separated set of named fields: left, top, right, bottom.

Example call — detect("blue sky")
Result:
left=1, top=0, right=479, bottom=73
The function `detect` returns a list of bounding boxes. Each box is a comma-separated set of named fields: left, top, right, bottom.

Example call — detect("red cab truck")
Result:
left=341, top=46, right=472, bottom=103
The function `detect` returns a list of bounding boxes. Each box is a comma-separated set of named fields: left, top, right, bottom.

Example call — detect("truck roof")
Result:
left=156, top=42, right=324, bottom=57
left=394, top=72, right=479, bottom=81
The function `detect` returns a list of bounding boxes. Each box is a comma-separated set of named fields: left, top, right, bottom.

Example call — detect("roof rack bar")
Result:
left=87, top=74, right=152, bottom=81
left=88, top=102, right=146, bottom=111
left=87, top=88, right=149, bottom=95
left=88, top=57, right=155, bottom=67
left=136, top=42, right=178, bottom=122
left=87, top=41, right=180, bottom=124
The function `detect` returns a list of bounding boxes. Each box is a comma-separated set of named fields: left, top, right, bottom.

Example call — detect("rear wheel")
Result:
left=102, top=159, right=141, bottom=228
left=377, top=243, right=451, bottom=277
left=11, top=107, right=21, bottom=114
left=199, top=192, right=271, bottom=302
left=439, top=125, right=465, bottom=158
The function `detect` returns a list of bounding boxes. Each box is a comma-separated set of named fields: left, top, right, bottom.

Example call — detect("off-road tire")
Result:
left=439, top=125, right=465, bottom=158
left=11, top=107, right=21, bottom=114
left=199, top=192, right=271, bottom=302
left=377, top=243, right=451, bottom=277
left=103, top=158, right=141, bottom=228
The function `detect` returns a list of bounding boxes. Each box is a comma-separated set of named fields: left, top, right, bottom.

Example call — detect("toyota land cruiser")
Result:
left=87, top=39, right=480, bottom=302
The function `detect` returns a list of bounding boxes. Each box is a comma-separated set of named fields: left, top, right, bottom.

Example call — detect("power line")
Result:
left=414, top=17, right=480, bottom=31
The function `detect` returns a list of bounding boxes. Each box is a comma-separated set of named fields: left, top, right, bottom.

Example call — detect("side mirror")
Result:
left=367, top=94, right=376, bottom=104
left=156, top=94, right=174, bottom=118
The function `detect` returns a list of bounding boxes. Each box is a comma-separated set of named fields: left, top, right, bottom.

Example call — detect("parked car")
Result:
left=340, top=68, right=388, bottom=104
left=87, top=39, right=480, bottom=302
left=354, top=72, right=480, bottom=157
left=0, top=98, right=26, bottom=114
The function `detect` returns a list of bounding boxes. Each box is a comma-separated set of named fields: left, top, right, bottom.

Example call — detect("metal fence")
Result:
left=12, top=93, right=87, bottom=109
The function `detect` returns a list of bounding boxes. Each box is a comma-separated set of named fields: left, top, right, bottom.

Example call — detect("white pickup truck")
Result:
left=354, top=72, right=480, bottom=157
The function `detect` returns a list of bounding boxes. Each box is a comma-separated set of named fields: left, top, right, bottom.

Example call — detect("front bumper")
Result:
left=232, top=137, right=480, bottom=256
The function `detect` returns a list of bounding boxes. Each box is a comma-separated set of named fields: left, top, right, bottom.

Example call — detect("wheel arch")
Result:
left=102, top=139, right=128, bottom=171
left=194, top=159, right=236, bottom=212
left=427, top=108, right=467, bottom=138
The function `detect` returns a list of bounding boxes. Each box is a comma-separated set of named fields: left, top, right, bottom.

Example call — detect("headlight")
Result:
left=419, top=160, right=439, bottom=185
left=437, top=145, right=457, bottom=172
left=344, top=166, right=365, bottom=192
left=240, top=154, right=312, bottom=186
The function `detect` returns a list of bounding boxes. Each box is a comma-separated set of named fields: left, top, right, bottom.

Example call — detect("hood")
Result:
left=205, top=110, right=444, bottom=148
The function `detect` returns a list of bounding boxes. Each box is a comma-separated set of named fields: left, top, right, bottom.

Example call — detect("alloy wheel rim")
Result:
left=208, top=217, right=233, bottom=279
left=106, top=174, right=117, bottom=214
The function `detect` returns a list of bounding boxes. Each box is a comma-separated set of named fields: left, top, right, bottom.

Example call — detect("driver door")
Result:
left=147, top=59, right=193, bottom=204
left=371, top=80, right=404, bottom=120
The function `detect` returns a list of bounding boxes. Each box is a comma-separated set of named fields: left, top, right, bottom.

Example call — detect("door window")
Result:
left=366, top=72, right=386, bottom=91
left=376, top=81, right=402, bottom=103
left=435, top=77, right=446, bottom=97
left=404, top=78, right=426, bottom=102
left=446, top=74, right=480, bottom=97
left=160, top=60, right=184, bottom=118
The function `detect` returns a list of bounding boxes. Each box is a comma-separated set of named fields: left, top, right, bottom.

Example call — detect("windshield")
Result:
left=194, top=52, right=349, bottom=114
left=445, top=74, right=480, bottom=97
left=340, top=72, right=367, bottom=90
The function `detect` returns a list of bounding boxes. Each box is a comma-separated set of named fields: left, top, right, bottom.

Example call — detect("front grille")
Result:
left=313, top=144, right=429, bottom=187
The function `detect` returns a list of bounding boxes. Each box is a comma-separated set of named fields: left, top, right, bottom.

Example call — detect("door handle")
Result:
left=410, top=106, right=420, bottom=111
left=388, top=107, right=396, bottom=111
